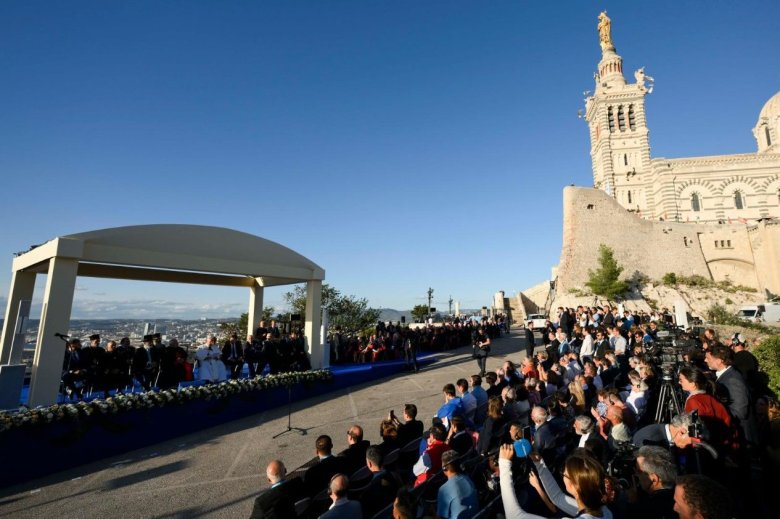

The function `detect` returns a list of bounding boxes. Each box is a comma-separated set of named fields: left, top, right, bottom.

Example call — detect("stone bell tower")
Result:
left=584, top=12, right=654, bottom=215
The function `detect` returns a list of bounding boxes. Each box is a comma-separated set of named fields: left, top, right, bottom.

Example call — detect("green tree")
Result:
left=411, top=304, right=430, bottom=323
left=283, top=283, right=380, bottom=333
left=218, top=312, right=248, bottom=341
left=753, top=335, right=780, bottom=396
left=585, top=244, right=629, bottom=300
left=262, top=306, right=275, bottom=322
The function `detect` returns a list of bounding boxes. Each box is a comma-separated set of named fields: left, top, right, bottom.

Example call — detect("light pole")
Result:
left=427, top=287, right=434, bottom=321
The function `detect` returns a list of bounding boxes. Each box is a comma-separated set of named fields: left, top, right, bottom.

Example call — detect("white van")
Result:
left=736, top=302, right=780, bottom=323
left=527, top=313, right=548, bottom=329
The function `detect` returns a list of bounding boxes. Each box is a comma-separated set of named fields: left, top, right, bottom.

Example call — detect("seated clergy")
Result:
left=196, top=335, right=227, bottom=383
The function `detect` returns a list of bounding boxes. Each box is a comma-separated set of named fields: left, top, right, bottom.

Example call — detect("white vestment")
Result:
left=196, top=344, right=227, bottom=382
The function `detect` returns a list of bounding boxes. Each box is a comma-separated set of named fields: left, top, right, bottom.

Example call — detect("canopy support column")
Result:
left=247, top=279, right=264, bottom=340
left=0, top=270, right=36, bottom=364
left=304, top=280, right=323, bottom=369
left=29, top=257, right=78, bottom=407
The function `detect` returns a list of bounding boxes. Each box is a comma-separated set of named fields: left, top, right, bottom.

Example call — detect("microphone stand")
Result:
left=273, top=380, right=307, bottom=438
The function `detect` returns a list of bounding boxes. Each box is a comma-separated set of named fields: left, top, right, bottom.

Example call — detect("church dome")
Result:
left=754, top=91, right=780, bottom=153
left=758, top=91, right=780, bottom=121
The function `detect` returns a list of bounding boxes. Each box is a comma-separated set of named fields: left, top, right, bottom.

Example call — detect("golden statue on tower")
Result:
left=598, top=11, right=614, bottom=51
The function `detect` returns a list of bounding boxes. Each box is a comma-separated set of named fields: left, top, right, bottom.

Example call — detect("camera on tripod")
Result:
left=606, top=440, right=639, bottom=488
left=645, top=329, right=695, bottom=380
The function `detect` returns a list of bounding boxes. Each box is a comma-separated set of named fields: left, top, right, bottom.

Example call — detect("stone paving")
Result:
left=0, top=331, right=533, bottom=519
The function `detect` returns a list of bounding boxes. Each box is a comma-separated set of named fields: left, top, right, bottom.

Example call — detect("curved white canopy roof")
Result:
left=13, top=224, right=325, bottom=287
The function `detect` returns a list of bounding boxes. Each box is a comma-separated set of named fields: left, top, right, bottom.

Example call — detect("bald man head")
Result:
left=328, top=473, right=349, bottom=501
left=266, top=459, right=286, bottom=484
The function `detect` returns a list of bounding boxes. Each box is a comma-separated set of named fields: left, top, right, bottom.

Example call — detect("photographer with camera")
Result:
left=678, top=367, right=734, bottom=455
left=626, top=445, right=679, bottom=519
left=498, top=445, right=613, bottom=519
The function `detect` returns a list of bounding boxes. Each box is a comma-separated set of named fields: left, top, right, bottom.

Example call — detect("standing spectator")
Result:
left=730, top=335, right=760, bottom=394
left=626, top=446, right=678, bottom=519
left=403, top=329, right=419, bottom=372
left=678, top=367, right=733, bottom=452
left=470, top=374, right=489, bottom=425
left=436, top=450, right=478, bottom=519
left=473, top=327, right=491, bottom=377
left=524, top=322, right=536, bottom=359
left=673, top=474, right=732, bottom=519
left=705, top=345, right=753, bottom=444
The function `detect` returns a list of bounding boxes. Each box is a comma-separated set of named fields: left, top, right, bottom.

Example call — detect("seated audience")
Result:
left=361, top=446, right=401, bottom=518
left=250, top=459, right=303, bottom=519
left=436, top=449, right=479, bottom=519
left=338, top=425, right=370, bottom=476
left=391, top=404, right=424, bottom=447
left=319, top=474, right=361, bottom=519
left=413, top=424, right=451, bottom=487
left=447, top=416, right=472, bottom=456
left=304, top=435, right=346, bottom=497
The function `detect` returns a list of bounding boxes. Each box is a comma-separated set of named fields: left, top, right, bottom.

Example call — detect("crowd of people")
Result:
left=58, top=316, right=508, bottom=401
left=327, top=318, right=506, bottom=367
left=252, top=307, right=777, bottom=519
left=60, top=320, right=312, bottom=399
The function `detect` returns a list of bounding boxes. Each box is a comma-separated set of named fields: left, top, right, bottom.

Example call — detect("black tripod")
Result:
left=654, top=374, right=683, bottom=424
left=273, top=382, right=307, bottom=438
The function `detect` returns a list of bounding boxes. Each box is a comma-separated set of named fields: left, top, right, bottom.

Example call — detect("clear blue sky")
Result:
left=1, top=1, right=778, bottom=319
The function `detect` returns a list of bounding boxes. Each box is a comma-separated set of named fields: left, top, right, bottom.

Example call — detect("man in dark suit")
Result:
left=626, top=446, right=679, bottom=519
left=62, top=338, right=89, bottom=398
left=557, top=307, right=571, bottom=339
left=303, top=435, right=345, bottom=497
left=531, top=406, right=556, bottom=464
left=319, top=474, right=362, bottom=519
left=222, top=332, right=245, bottom=379
left=392, top=404, right=424, bottom=447
left=524, top=322, right=536, bottom=359
left=338, top=425, right=370, bottom=476
left=633, top=413, right=694, bottom=450
left=132, top=335, right=161, bottom=390
left=250, top=460, right=304, bottom=519
left=705, top=345, right=754, bottom=444
left=359, top=446, right=401, bottom=519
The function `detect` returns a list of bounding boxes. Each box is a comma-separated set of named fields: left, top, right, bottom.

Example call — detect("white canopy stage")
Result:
left=0, top=225, right=326, bottom=407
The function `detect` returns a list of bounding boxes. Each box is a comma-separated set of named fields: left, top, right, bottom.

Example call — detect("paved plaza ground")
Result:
left=0, top=331, right=532, bottom=518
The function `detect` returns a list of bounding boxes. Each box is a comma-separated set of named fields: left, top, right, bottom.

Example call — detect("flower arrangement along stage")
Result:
left=0, top=369, right=333, bottom=433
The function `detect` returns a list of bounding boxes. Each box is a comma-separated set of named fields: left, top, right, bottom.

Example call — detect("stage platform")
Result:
left=0, top=355, right=436, bottom=489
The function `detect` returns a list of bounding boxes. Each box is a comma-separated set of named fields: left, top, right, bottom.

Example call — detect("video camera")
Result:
left=645, top=329, right=697, bottom=380
left=606, top=441, right=639, bottom=488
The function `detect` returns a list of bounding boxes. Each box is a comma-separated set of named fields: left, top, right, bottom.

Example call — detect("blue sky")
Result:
left=0, top=1, right=778, bottom=319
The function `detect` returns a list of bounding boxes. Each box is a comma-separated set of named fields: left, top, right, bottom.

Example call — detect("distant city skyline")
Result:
left=1, top=2, right=778, bottom=319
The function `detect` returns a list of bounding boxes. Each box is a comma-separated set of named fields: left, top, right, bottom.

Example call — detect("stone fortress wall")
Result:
left=552, top=186, right=780, bottom=302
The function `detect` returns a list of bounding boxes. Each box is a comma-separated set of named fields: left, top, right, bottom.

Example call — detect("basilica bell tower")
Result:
left=584, top=12, right=653, bottom=215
